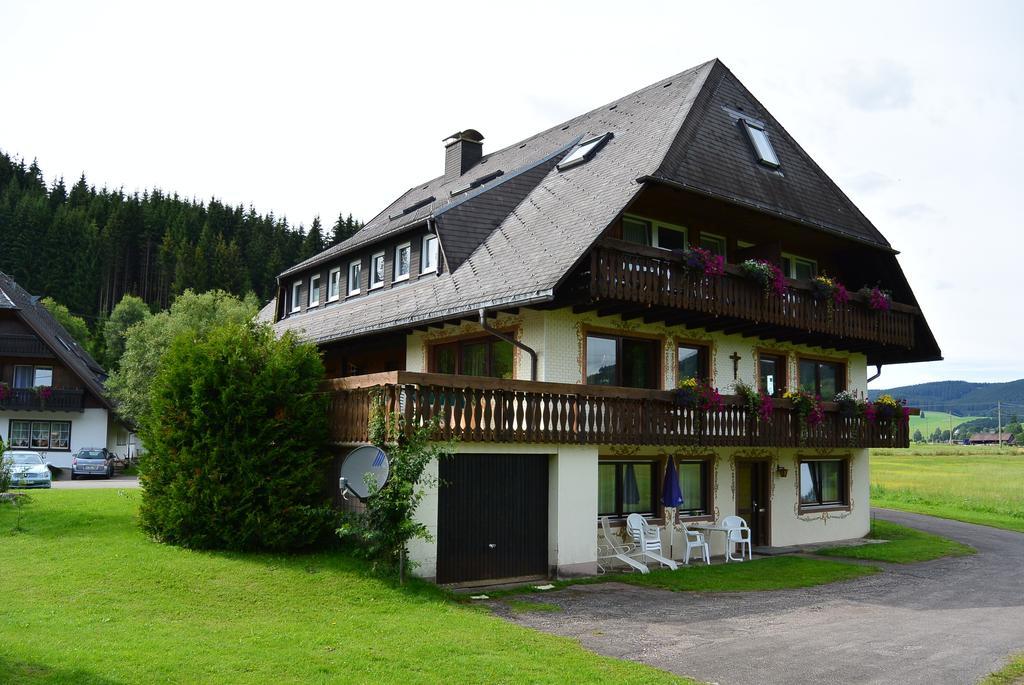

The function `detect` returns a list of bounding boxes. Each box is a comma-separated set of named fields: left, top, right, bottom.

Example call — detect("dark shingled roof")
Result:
left=0, top=272, right=113, bottom=410
left=271, top=59, right=908, bottom=345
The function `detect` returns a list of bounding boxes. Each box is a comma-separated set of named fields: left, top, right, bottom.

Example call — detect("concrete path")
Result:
left=502, top=509, right=1024, bottom=685
left=50, top=475, right=140, bottom=489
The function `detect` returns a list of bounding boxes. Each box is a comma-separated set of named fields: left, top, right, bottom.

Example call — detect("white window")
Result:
left=699, top=232, right=726, bottom=258
left=622, top=216, right=687, bottom=251
left=421, top=235, right=439, bottom=274
left=33, top=366, right=53, bottom=387
left=781, top=253, right=817, bottom=280
left=328, top=267, right=341, bottom=302
left=347, top=260, right=361, bottom=296
left=370, top=252, right=385, bottom=289
left=308, top=274, right=321, bottom=307
left=290, top=280, right=302, bottom=313
left=395, top=243, right=411, bottom=281
left=742, top=120, right=780, bottom=168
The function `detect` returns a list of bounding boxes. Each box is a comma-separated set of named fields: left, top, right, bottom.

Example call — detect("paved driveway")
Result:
left=503, top=510, right=1024, bottom=685
left=50, top=475, right=140, bottom=489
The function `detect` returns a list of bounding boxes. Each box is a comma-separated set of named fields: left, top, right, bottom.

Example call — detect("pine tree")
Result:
left=302, top=216, right=325, bottom=259
left=331, top=212, right=362, bottom=245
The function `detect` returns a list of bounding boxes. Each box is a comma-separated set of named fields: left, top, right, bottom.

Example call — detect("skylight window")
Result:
left=557, top=133, right=613, bottom=170
left=742, top=120, right=780, bottom=168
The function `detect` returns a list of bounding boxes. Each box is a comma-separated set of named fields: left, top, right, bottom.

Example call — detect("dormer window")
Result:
left=308, top=274, right=321, bottom=307
left=290, top=280, right=302, bottom=313
left=422, top=235, right=439, bottom=273
left=328, top=267, right=341, bottom=302
left=742, top=120, right=780, bottom=168
left=347, top=260, right=362, bottom=296
left=557, top=133, right=613, bottom=170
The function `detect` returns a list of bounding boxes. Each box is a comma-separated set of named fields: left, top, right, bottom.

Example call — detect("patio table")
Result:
left=689, top=523, right=743, bottom=562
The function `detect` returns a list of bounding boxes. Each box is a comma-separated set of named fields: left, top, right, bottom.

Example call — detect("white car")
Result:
left=4, top=450, right=52, bottom=489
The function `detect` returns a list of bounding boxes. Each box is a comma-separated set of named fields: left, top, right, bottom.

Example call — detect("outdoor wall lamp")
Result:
left=775, top=465, right=789, bottom=478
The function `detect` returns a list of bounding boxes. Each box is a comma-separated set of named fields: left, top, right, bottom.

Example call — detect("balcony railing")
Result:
left=324, top=372, right=911, bottom=449
left=0, top=334, right=53, bottom=357
left=589, top=240, right=917, bottom=348
left=0, top=388, right=85, bottom=412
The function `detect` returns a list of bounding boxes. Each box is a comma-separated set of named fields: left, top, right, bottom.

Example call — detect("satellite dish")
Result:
left=338, top=445, right=390, bottom=499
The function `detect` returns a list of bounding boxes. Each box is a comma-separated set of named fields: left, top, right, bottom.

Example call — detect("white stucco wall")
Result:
left=401, top=305, right=872, bottom=579
left=0, top=407, right=111, bottom=469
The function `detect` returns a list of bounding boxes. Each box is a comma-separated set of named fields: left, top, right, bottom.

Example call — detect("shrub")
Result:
left=138, top=321, right=335, bottom=551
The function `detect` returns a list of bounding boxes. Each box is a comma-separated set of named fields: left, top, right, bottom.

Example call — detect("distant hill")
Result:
left=870, top=379, right=1024, bottom=419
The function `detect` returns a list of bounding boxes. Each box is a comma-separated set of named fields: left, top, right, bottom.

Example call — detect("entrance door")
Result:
left=735, top=460, right=770, bottom=547
left=437, top=454, right=549, bottom=585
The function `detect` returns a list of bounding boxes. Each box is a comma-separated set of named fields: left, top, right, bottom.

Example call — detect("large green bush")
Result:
left=138, top=321, right=335, bottom=551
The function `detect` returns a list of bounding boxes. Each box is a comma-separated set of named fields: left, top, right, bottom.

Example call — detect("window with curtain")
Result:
left=799, top=460, right=848, bottom=507
left=431, top=337, right=514, bottom=379
left=758, top=353, right=787, bottom=397
left=598, top=461, right=657, bottom=518
left=13, top=365, right=33, bottom=389
left=677, top=460, right=710, bottom=517
left=798, top=358, right=845, bottom=400
left=586, top=334, right=660, bottom=389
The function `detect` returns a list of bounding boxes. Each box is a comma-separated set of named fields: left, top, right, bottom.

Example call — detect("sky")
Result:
left=1, top=0, right=1021, bottom=389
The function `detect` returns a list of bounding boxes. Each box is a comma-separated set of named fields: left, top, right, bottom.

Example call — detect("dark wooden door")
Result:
left=736, top=460, right=771, bottom=547
left=437, top=454, right=549, bottom=584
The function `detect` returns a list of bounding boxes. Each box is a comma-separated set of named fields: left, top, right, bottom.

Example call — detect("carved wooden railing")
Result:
left=590, top=239, right=917, bottom=348
left=324, top=372, right=911, bottom=449
left=0, top=388, right=85, bottom=412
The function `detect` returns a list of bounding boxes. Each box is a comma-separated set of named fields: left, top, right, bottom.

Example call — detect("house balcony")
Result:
left=585, top=240, right=918, bottom=352
left=0, top=334, right=54, bottom=357
left=0, top=388, right=85, bottom=412
left=325, top=372, right=912, bottom=449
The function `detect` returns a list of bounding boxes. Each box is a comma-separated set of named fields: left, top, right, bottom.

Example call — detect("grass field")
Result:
left=871, top=446, right=1024, bottom=533
left=980, top=652, right=1024, bottom=685
left=908, top=410, right=983, bottom=437
left=816, top=519, right=974, bottom=563
left=0, top=490, right=689, bottom=685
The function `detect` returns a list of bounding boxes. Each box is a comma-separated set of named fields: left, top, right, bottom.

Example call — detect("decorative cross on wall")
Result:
left=729, top=351, right=742, bottom=380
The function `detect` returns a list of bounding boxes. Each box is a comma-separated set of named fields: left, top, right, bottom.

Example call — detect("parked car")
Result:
left=71, top=448, right=113, bottom=480
left=3, top=450, right=52, bottom=489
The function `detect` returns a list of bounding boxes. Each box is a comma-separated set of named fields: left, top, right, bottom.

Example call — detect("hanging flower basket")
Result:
left=0, top=382, right=10, bottom=403
left=833, top=390, right=864, bottom=418
left=739, top=259, right=786, bottom=297
left=682, top=246, right=725, bottom=277
left=860, top=286, right=892, bottom=311
left=784, top=389, right=825, bottom=443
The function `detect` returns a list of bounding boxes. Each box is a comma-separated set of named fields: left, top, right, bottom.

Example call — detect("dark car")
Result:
left=71, top=448, right=113, bottom=479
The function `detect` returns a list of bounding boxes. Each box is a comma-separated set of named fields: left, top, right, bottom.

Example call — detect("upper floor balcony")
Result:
left=584, top=239, right=918, bottom=352
left=0, top=334, right=54, bottom=357
left=325, top=371, right=912, bottom=449
left=0, top=387, right=85, bottom=412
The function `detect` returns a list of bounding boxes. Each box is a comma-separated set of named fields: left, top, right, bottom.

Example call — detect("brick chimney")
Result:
left=443, top=129, right=484, bottom=178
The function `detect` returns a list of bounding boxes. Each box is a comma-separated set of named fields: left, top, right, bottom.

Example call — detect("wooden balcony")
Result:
left=588, top=240, right=917, bottom=349
left=0, top=388, right=85, bottom=412
left=0, top=334, right=53, bottom=357
left=324, top=372, right=911, bottom=449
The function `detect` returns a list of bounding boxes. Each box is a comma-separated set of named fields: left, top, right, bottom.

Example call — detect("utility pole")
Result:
left=949, top=407, right=953, bottom=445
left=998, top=401, right=1002, bottom=448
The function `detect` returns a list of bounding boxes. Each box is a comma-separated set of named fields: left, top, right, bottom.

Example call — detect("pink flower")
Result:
left=758, top=393, right=774, bottom=422
left=807, top=395, right=825, bottom=427
left=869, top=287, right=891, bottom=311
left=771, top=265, right=786, bottom=297
left=705, top=254, right=725, bottom=277
left=864, top=402, right=877, bottom=424
left=834, top=283, right=850, bottom=305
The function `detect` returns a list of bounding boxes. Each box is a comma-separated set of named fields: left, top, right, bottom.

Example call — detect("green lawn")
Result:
left=871, top=448, right=1024, bottom=533
left=0, top=490, right=689, bottom=685
left=980, top=652, right=1024, bottom=685
left=815, top=519, right=974, bottom=563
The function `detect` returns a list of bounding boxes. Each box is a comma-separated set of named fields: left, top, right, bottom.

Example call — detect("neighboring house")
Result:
left=267, top=59, right=941, bottom=584
left=0, top=273, right=134, bottom=469
left=967, top=432, right=1015, bottom=445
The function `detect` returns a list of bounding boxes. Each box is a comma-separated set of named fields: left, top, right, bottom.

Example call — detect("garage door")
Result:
left=436, top=453, right=549, bottom=585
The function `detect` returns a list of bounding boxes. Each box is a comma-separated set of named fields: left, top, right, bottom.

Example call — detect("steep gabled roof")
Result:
left=272, top=58, right=911, bottom=346
left=650, top=61, right=891, bottom=249
left=0, top=272, right=113, bottom=410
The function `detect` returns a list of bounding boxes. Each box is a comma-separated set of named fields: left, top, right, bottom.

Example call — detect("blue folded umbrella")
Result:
left=662, top=458, right=684, bottom=508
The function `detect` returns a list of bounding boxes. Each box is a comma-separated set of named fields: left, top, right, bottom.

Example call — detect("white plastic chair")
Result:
left=625, top=513, right=679, bottom=570
left=596, top=516, right=650, bottom=575
left=722, top=515, right=752, bottom=562
left=679, top=522, right=710, bottom=565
